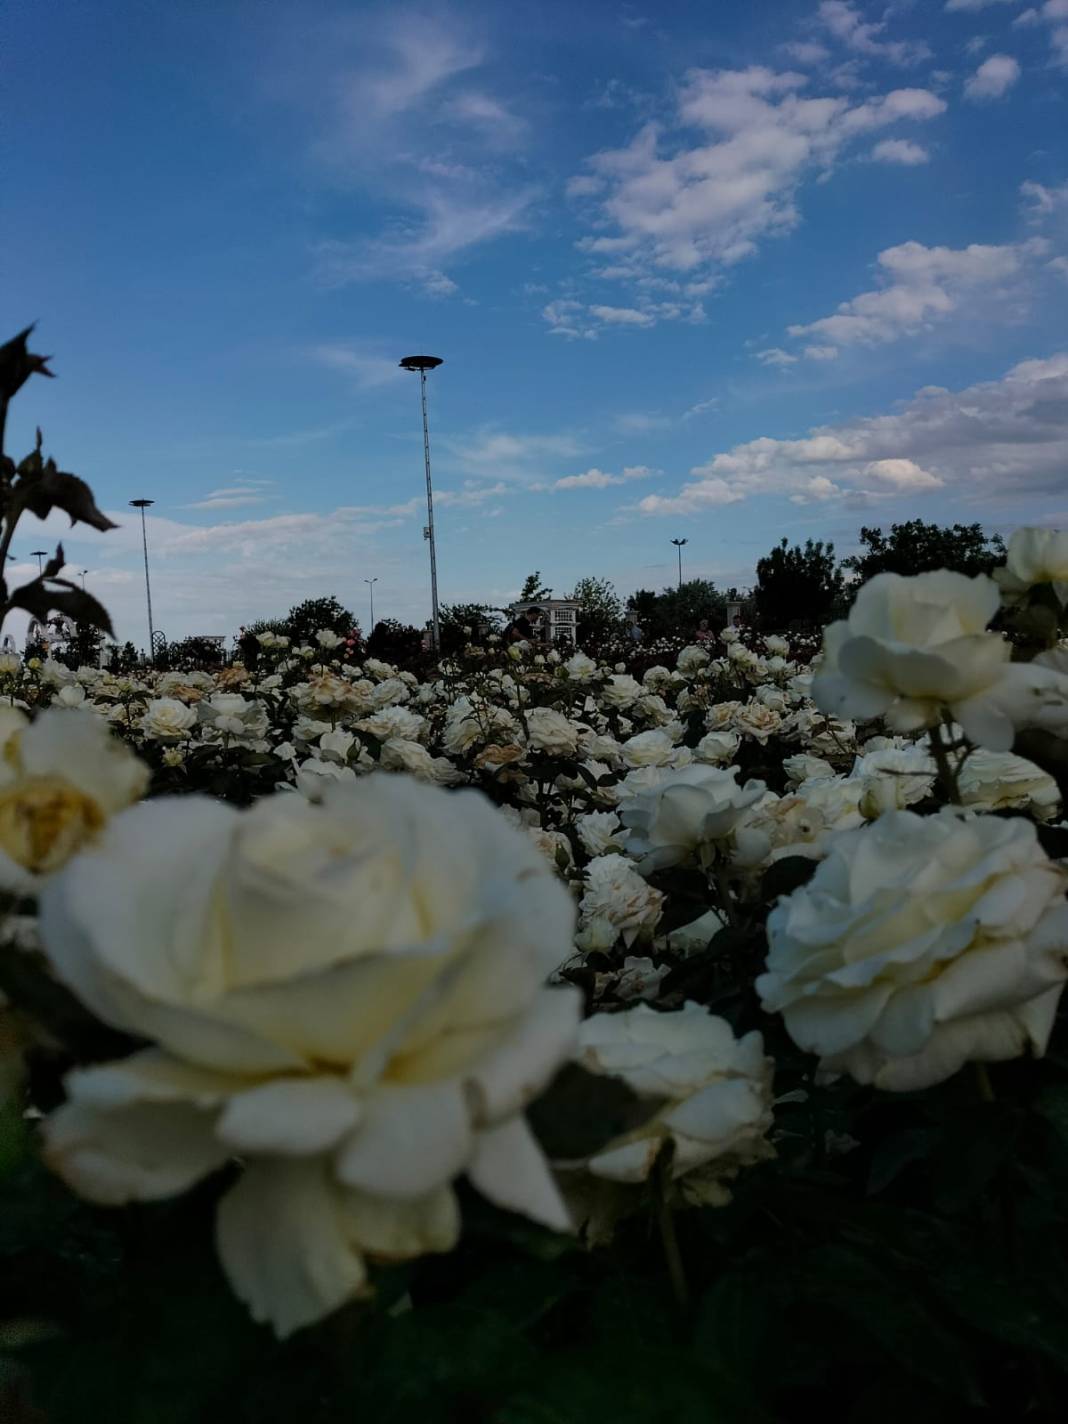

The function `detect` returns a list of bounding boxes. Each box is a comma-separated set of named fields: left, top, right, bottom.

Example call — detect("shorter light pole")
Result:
left=32, top=549, right=48, bottom=577
left=80, top=569, right=89, bottom=590
left=363, top=577, right=378, bottom=633
left=671, top=537, right=688, bottom=590
left=129, top=499, right=156, bottom=657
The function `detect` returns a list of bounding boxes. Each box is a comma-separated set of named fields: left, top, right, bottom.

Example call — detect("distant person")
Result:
left=627, top=615, right=642, bottom=644
left=695, top=619, right=714, bottom=644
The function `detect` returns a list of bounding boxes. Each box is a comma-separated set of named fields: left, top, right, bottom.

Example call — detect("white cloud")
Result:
left=683, top=398, right=719, bottom=419
left=552, top=465, right=652, bottom=490
left=781, top=41, right=832, bottom=65
left=817, top=2, right=930, bottom=65
left=588, top=304, right=657, bottom=326
left=786, top=238, right=1039, bottom=347
left=803, top=343, right=840, bottom=360
left=566, top=67, right=945, bottom=287
left=1014, top=7, right=1042, bottom=22
left=870, top=138, right=930, bottom=164
left=448, top=429, right=587, bottom=481
left=1020, top=178, right=1068, bottom=220
left=631, top=352, right=1068, bottom=514
left=947, top=0, right=1019, bottom=11
left=1012, top=2, right=1068, bottom=64
left=311, top=345, right=408, bottom=388
left=964, top=53, right=1022, bottom=98
left=757, top=347, right=800, bottom=366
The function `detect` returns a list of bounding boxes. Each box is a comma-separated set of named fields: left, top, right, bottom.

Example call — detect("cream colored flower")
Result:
left=783, top=754, right=835, bottom=786
left=694, top=730, right=741, bottom=765
left=620, top=729, right=677, bottom=769
left=564, top=652, right=598, bottom=682
left=141, top=698, right=198, bottom=741
left=579, top=853, right=663, bottom=948
left=0, top=709, right=147, bottom=891
left=356, top=705, right=426, bottom=743
left=676, top=645, right=710, bottom=674
left=733, top=702, right=782, bottom=743
left=812, top=571, right=1015, bottom=750
left=575, top=1004, right=773, bottom=1191
left=40, top=777, right=580, bottom=1337
left=758, top=809, right=1068, bottom=1091
left=995, top=527, right=1068, bottom=604
left=620, top=764, right=766, bottom=872
left=705, top=701, right=742, bottom=732
left=576, top=810, right=626, bottom=858
left=958, top=749, right=1060, bottom=820
left=742, top=777, right=864, bottom=863
left=600, top=674, right=642, bottom=709
left=848, top=744, right=935, bottom=817
left=525, top=707, right=581, bottom=756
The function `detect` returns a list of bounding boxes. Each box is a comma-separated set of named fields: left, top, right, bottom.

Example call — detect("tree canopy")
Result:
left=843, top=520, right=1006, bottom=584
left=519, top=571, right=552, bottom=601
left=754, top=538, right=845, bottom=631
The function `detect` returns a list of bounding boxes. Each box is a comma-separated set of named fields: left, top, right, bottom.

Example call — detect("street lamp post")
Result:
left=80, top=569, right=89, bottom=590
left=363, top=577, right=378, bottom=634
left=671, top=537, right=688, bottom=591
left=31, top=549, right=48, bottom=577
left=129, top=499, right=156, bottom=658
left=399, top=354, right=444, bottom=653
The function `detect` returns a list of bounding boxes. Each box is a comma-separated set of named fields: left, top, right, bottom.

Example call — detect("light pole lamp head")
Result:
left=671, top=537, right=688, bottom=549
left=129, top=499, right=155, bottom=510
left=399, top=355, right=443, bottom=372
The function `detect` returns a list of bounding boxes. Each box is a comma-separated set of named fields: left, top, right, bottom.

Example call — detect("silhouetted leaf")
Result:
left=527, top=1063, right=663, bottom=1160
left=20, top=461, right=117, bottom=532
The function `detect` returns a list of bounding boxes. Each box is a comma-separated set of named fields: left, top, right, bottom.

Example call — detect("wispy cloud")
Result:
left=817, top=2, right=930, bottom=66
left=448, top=428, right=587, bottom=480
left=632, top=352, right=1068, bottom=514
left=964, top=53, right=1022, bottom=100
left=552, top=465, right=652, bottom=490
left=311, top=344, right=408, bottom=388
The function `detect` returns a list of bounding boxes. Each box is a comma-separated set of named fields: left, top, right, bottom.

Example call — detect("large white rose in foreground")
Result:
left=620, top=764, right=766, bottom=872
left=812, top=571, right=1016, bottom=749
left=0, top=708, right=148, bottom=891
left=757, top=809, right=1068, bottom=1091
left=574, top=1003, right=773, bottom=1195
left=39, top=777, right=580, bottom=1337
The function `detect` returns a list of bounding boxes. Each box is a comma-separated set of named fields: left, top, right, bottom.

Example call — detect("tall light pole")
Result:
left=129, top=499, right=156, bottom=657
left=363, top=576, right=378, bottom=633
left=399, top=354, right=443, bottom=653
left=671, top=537, right=688, bottom=591
left=32, top=549, right=48, bottom=577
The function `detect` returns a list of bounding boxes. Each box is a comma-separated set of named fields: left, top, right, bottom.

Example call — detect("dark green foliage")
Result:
left=367, top=617, right=424, bottom=661
left=844, top=520, right=1006, bottom=584
left=438, top=603, right=502, bottom=653
left=629, top=579, right=730, bottom=642
left=281, top=595, right=355, bottom=645
left=754, top=537, right=845, bottom=631
left=519, top=572, right=552, bottom=601
left=568, top=576, right=624, bottom=648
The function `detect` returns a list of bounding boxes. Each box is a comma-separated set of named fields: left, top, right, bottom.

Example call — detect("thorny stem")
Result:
left=711, top=855, right=739, bottom=928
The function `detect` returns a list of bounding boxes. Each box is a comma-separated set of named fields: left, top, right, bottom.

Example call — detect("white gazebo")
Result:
left=508, top=598, right=580, bottom=644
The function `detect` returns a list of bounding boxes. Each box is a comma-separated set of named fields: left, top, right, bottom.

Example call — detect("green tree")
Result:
left=519, top=571, right=552, bottom=601
left=843, top=520, right=1006, bottom=584
left=568, top=576, right=624, bottom=648
left=283, top=595, right=355, bottom=645
left=754, top=538, right=844, bottom=631
left=438, top=603, right=502, bottom=653
left=629, top=579, right=727, bottom=641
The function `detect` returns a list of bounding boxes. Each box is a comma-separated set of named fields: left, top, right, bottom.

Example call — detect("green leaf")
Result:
left=526, top=1063, right=663, bottom=1160
left=760, top=855, right=817, bottom=902
left=866, top=1126, right=935, bottom=1196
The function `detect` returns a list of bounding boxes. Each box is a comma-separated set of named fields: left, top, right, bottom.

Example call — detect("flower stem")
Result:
left=654, top=1148, right=690, bottom=1312
left=973, top=1062, right=995, bottom=1103
left=929, top=722, right=962, bottom=804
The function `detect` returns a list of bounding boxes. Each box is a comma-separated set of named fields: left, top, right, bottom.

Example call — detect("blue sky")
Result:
left=5, top=0, right=1068, bottom=643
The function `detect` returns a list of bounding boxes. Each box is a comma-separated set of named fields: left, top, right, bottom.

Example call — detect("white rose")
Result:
left=621, top=764, right=766, bottom=872
left=574, top=1004, right=773, bottom=1191
left=667, top=908, right=727, bottom=955
left=812, top=571, right=1016, bottom=750
left=564, top=652, right=598, bottom=682
left=0, top=708, right=147, bottom=891
left=642, top=666, right=672, bottom=692
left=54, top=685, right=86, bottom=709
left=315, top=629, right=344, bottom=649
left=995, top=527, right=1068, bottom=605
left=632, top=694, right=674, bottom=726
left=0, top=653, right=20, bottom=676
left=758, top=809, right=1068, bottom=1091
left=694, top=730, right=741, bottom=765
left=576, top=811, right=627, bottom=858
left=356, top=705, right=426, bottom=743
left=579, top=853, right=664, bottom=947
left=525, top=707, right=581, bottom=756
left=141, top=698, right=198, bottom=741
left=601, top=675, right=642, bottom=710
left=620, top=729, right=677, bottom=769
left=958, top=749, right=1060, bottom=820
left=676, top=645, right=710, bottom=674
left=720, top=627, right=740, bottom=645
left=296, top=758, right=359, bottom=799
left=705, top=701, right=742, bottom=732
left=200, top=694, right=268, bottom=739
left=848, top=744, right=936, bottom=817
left=734, top=702, right=782, bottom=743
left=40, top=778, right=580, bottom=1337
left=318, top=728, right=356, bottom=763
left=764, top=635, right=790, bottom=657
left=783, top=754, right=835, bottom=786
left=743, top=776, right=864, bottom=862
